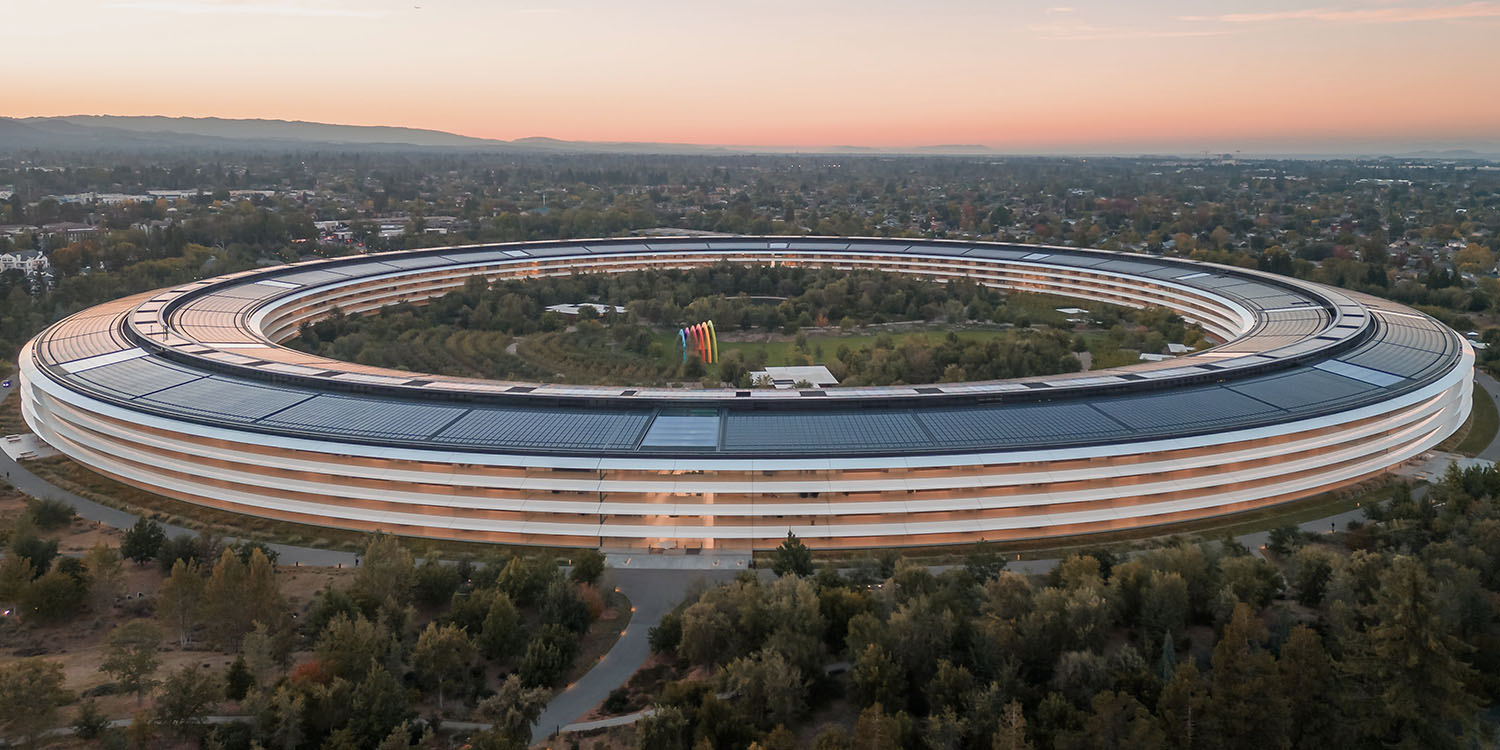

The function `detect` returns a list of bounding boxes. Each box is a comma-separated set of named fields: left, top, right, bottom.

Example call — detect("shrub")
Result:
left=121, top=519, right=165, bottom=563
left=649, top=610, right=683, bottom=653
left=602, top=687, right=630, bottom=715
left=74, top=699, right=110, bottom=740
left=518, top=624, right=578, bottom=688
left=156, top=535, right=200, bottom=575
left=26, top=498, right=75, bottom=530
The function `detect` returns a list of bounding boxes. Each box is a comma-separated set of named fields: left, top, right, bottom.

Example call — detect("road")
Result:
left=1474, top=370, right=1500, bottom=462
left=530, top=566, right=737, bottom=744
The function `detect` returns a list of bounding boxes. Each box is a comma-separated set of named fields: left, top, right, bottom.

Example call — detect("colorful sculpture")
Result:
left=679, top=320, right=717, bottom=364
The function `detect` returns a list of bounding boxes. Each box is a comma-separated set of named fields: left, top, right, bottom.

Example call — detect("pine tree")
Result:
left=771, top=532, right=813, bottom=577
left=350, top=659, right=412, bottom=747
left=1349, top=556, right=1479, bottom=748
left=1204, top=604, right=1287, bottom=750
left=478, top=590, right=522, bottom=661
left=1158, top=630, right=1177, bottom=683
left=1157, top=663, right=1206, bottom=750
left=1278, top=625, right=1346, bottom=749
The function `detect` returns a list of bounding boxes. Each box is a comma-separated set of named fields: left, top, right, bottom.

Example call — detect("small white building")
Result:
left=0, top=250, right=50, bottom=275
left=545, top=303, right=627, bottom=317
left=749, top=365, right=840, bottom=389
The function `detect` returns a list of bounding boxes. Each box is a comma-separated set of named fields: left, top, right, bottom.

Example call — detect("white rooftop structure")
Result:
left=749, top=365, right=840, bottom=389
left=545, top=303, right=628, bottom=316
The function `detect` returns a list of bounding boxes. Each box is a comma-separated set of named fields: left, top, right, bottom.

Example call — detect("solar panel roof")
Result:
left=28, top=237, right=1466, bottom=458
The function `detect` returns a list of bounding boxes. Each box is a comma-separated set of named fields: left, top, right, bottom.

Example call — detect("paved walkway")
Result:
left=530, top=567, right=737, bottom=743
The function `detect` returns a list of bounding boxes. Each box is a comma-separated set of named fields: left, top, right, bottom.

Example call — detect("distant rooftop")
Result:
left=750, top=365, right=840, bottom=389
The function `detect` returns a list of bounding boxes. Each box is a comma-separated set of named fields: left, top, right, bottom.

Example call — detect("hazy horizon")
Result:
left=7, top=0, right=1500, bottom=154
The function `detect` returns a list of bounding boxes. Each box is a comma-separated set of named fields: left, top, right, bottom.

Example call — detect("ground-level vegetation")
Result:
left=0, top=482, right=625, bottom=749
left=290, top=265, right=1207, bottom=387
left=608, top=467, right=1500, bottom=750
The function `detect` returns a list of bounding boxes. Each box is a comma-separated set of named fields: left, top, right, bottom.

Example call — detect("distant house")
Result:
left=0, top=250, right=50, bottom=275
left=40, top=222, right=99, bottom=243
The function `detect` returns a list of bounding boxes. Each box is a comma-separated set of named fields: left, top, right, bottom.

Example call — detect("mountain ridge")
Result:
left=1, top=115, right=1497, bottom=160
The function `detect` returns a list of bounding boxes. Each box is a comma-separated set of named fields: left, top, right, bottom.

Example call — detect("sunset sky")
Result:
left=9, top=0, right=1500, bottom=152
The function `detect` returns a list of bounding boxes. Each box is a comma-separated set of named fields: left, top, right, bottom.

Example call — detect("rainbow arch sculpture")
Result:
left=680, top=321, right=718, bottom=364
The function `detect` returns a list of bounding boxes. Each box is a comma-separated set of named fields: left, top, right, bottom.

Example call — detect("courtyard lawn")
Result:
left=718, top=327, right=1018, bottom=367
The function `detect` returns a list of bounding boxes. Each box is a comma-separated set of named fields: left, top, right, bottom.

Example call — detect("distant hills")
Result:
left=0, top=115, right=780, bottom=155
left=0, top=115, right=1496, bottom=160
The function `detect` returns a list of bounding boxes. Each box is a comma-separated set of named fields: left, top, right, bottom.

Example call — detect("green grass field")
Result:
left=718, top=327, right=1018, bottom=367
left=1452, top=380, right=1500, bottom=456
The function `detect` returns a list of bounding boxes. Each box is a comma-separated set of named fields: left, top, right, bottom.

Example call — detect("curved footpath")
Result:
left=5, top=366, right=1498, bottom=744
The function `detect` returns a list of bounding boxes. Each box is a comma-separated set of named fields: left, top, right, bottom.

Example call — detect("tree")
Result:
left=157, top=558, right=204, bottom=648
left=1349, top=556, right=1479, bottom=748
left=202, top=548, right=247, bottom=649
left=1204, top=603, right=1287, bottom=750
left=678, top=599, right=734, bottom=667
left=154, top=664, right=222, bottom=740
left=83, top=541, right=124, bottom=611
left=569, top=548, right=607, bottom=586
left=519, top=624, right=578, bottom=688
left=350, top=660, right=413, bottom=747
left=121, top=517, right=165, bottom=563
left=414, top=558, right=463, bottom=608
left=851, top=643, right=904, bottom=709
left=224, top=656, right=254, bottom=701
left=316, top=613, right=397, bottom=681
left=1141, top=570, right=1190, bottom=643
left=479, top=591, right=523, bottom=661
left=20, top=567, right=87, bottom=623
left=771, top=532, right=813, bottom=577
left=241, top=621, right=280, bottom=690
left=267, top=685, right=306, bottom=750
left=203, top=546, right=280, bottom=651
left=1215, top=556, right=1283, bottom=609
left=635, top=704, right=690, bottom=750
left=353, top=533, right=415, bottom=611
left=1279, top=625, right=1346, bottom=749
left=539, top=576, right=590, bottom=633
left=10, top=517, right=59, bottom=574
left=720, top=649, right=807, bottom=729
left=470, top=675, right=549, bottom=750
left=1157, top=663, right=1206, bottom=750
left=0, top=659, right=71, bottom=749
left=0, top=555, right=35, bottom=604
left=1289, top=546, right=1335, bottom=608
left=965, top=542, right=1007, bottom=582
left=993, top=700, right=1032, bottom=750
left=102, top=620, right=163, bottom=706
left=1061, top=691, right=1164, bottom=750
left=849, top=703, right=902, bottom=750
left=412, top=622, right=476, bottom=711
